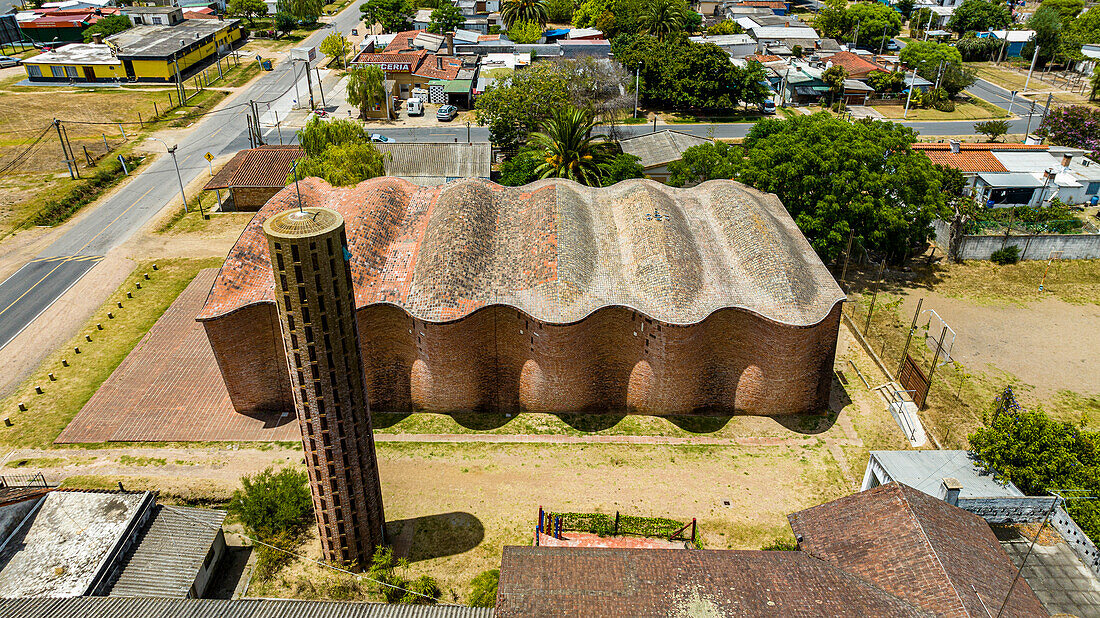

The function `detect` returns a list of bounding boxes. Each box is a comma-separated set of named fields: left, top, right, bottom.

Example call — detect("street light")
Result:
left=149, top=137, right=198, bottom=217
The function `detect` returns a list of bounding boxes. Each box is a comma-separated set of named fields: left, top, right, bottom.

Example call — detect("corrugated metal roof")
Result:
left=106, top=505, right=226, bottom=598
left=977, top=171, right=1047, bottom=188
left=619, top=130, right=712, bottom=168
left=869, top=450, right=1023, bottom=498
left=375, top=143, right=490, bottom=179
left=204, top=146, right=303, bottom=191
left=0, top=597, right=494, bottom=617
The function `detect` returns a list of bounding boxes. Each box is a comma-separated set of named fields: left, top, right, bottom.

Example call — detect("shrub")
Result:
left=32, top=155, right=144, bottom=227
left=990, top=245, right=1020, bottom=265
left=467, top=569, right=499, bottom=608
left=368, top=547, right=441, bottom=604
left=252, top=531, right=295, bottom=581
left=229, top=467, right=312, bottom=540
left=761, top=537, right=799, bottom=551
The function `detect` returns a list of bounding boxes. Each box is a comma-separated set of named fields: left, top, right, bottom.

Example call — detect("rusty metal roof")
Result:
left=203, top=145, right=303, bottom=191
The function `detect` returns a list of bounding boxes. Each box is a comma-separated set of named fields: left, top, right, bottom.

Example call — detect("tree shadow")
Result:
left=666, top=415, right=734, bottom=434
left=832, top=245, right=950, bottom=297
left=554, top=413, right=626, bottom=432
left=389, top=512, right=484, bottom=563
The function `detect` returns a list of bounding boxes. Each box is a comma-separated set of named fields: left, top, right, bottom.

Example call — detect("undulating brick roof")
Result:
left=197, top=177, right=845, bottom=327
left=788, top=483, right=1049, bottom=617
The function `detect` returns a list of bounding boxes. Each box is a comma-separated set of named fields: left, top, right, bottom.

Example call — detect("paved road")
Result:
left=0, top=11, right=362, bottom=350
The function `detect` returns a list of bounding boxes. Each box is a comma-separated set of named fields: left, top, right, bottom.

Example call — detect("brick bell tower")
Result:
left=263, top=206, right=386, bottom=566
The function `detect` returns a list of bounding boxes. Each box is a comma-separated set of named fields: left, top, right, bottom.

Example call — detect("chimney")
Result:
left=445, top=31, right=453, bottom=55
left=1045, top=168, right=1057, bottom=181
left=1062, top=153, right=1073, bottom=168
left=949, top=139, right=960, bottom=153
left=218, top=13, right=223, bottom=20
left=92, top=33, right=103, bottom=44
left=939, top=478, right=962, bottom=506
left=436, top=55, right=442, bottom=70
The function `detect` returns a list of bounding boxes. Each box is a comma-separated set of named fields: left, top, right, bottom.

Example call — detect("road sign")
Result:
left=204, top=152, right=214, bottom=162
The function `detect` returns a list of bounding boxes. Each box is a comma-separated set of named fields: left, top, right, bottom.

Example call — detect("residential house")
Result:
left=374, top=142, right=491, bottom=185
left=123, top=6, right=185, bottom=26
left=821, top=50, right=887, bottom=80
left=0, top=487, right=226, bottom=599
left=688, top=33, right=756, bottom=56
left=979, top=29, right=1035, bottom=58
left=412, top=8, right=433, bottom=30
left=15, top=7, right=122, bottom=44
left=495, top=482, right=1049, bottom=616
left=618, top=130, right=713, bottom=183
left=202, top=145, right=303, bottom=211
left=26, top=16, right=241, bottom=83
left=353, top=30, right=478, bottom=105
left=863, top=451, right=1100, bottom=617
left=841, top=79, right=874, bottom=105
left=912, top=142, right=1089, bottom=207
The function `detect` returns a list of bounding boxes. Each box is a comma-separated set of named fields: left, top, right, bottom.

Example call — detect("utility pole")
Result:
left=877, top=24, right=887, bottom=56
left=1024, top=100, right=1036, bottom=140
left=60, top=122, right=79, bottom=178
left=303, top=60, right=315, bottom=110
left=633, top=64, right=639, bottom=118
left=1037, top=92, right=1053, bottom=138
left=903, top=66, right=918, bottom=119
left=1007, top=90, right=1017, bottom=116
left=933, top=59, right=946, bottom=91
left=315, top=67, right=326, bottom=109
left=851, top=21, right=860, bottom=50
left=151, top=138, right=188, bottom=213
left=54, top=119, right=75, bottom=180
left=292, top=61, right=302, bottom=109
left=995, top=31, right=1008, bottom=65
left=1024, top=45, right=1040, bottom=93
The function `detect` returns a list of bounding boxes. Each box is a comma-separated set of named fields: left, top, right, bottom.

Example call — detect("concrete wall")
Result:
left=189, top=529, right=225, bottom=598
left=933, top=219, right=1100, bottom=260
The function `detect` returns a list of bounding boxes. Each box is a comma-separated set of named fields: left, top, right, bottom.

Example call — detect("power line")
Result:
left=161, top=505, right=457, bottom=606
left=0, top=123, right=54, bottom=175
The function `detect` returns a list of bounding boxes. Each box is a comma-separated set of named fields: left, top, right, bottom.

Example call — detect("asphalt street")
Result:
left=0, top=8, right=363, bottom=350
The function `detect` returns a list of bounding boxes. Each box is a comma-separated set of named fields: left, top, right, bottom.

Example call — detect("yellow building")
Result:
left=23, top=17, right=241, bottom=83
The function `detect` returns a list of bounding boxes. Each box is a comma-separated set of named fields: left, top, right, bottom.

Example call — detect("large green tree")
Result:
left=822, top=65, right=847, bottom=109
left=1022, top=5, right=1063, bottom=66
left=346, top=65, right=388, bottom=118
left=82, top=14, right=131, bottom=42
left=735, top=114, right=954, bottom=263
left=507, top=19, right=543, bottom=43
left=501, top=0, right=548, bottom=28
left=227, top=0, right=269, bottom=24
left=529, top=107, right=607, bottom=185
left=294, top=117, right=386, bottom=186
left=320, top=32, right=351, bottom=64
left=360, top=0, right=413, bottom=32
left=428, top=0, right=466, bottom=32
left=474, top=61, right=571, bottom=148
left=277, top=0, right=323, bottom=24
left=899, top=40, right=964, bottom=75
left=845, top=2, right=902, bottom=49
left=1039, top=0, right=1083, bottom=20
left=613, top=36, right=768, bottom=110
left=947, top=0, right=1010, bottom=34
left=969, top=389, right=1100, bottom=542
left=667, top=140, right=741, bottom=187
left=1068, top=8, right=1100, bottom=45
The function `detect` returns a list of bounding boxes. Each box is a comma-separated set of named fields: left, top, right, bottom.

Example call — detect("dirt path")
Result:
left=899, top=292, right=1100, bottom=399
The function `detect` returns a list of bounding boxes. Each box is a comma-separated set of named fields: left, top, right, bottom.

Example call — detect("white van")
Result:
left=406, top=97, right=424, bottom=116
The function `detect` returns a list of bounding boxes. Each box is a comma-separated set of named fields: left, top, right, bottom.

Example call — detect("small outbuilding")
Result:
left=203, top=145, right=303, bottom=211
left=618, top=130, right=713, bottom=183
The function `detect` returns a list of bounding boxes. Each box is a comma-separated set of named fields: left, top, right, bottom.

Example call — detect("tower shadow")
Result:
left=388, top=511, right=485, bottom=563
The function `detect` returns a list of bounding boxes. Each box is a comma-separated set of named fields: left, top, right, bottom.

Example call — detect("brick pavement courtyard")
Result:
left=56, top=269, right=299, bottom=444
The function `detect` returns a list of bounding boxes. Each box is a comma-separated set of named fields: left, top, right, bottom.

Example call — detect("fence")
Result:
left=535, top=507, right=696, bottom=543
left=934, top=219, right=1100, bottom=260
left=0, top=473, right=48, bottom=488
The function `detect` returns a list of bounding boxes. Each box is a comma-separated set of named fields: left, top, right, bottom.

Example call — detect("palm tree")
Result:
left=501, top=0, right=548, bottom=29
left=530, top=107, right=607, bottom=186
left=345, top=65, right=388, bottom=119
left=640, top=0, right=686, bottom=41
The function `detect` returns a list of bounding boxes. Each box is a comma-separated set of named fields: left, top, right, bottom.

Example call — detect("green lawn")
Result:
left=0, top=258, right=222, bottom=448
left=871, top=100, right=1008, bottom=121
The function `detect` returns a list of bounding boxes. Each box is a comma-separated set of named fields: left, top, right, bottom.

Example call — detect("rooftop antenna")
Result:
left=290, top=160, right=305, bottom=215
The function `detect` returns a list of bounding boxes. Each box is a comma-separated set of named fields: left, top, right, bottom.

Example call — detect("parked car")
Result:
left=886, top=39, right=900, bottom=52
left=0, top=56, right=20, bottom=68
left=761, top=100, right=776, bottom=115
left=436, top=105, right=458, bottom=121
left=370, top=133, right=396, bottom=143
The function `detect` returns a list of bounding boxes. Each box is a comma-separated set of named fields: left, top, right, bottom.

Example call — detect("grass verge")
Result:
left=0, top=258, right=221, bottom=448
left=156, top=190, right=253, bottom=235
left=918, top=259, right=1100, bottom=306
left=871, top=101, right=1008, bottom=120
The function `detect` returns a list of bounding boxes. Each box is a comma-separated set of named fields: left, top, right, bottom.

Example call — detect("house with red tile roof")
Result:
left=353, top=29, right=476, bottom=106
left=821, top=50, right=888, bottom=79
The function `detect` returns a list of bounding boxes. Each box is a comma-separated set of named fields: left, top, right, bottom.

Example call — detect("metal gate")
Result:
left=898, top=353, right=930, bottom=408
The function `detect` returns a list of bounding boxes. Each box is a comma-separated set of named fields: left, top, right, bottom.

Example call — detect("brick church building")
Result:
left=196, top=177, right=845, bottom=417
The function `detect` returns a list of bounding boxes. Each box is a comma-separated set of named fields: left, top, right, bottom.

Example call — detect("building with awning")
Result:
left=975, top=172, right=1048, bottom=207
